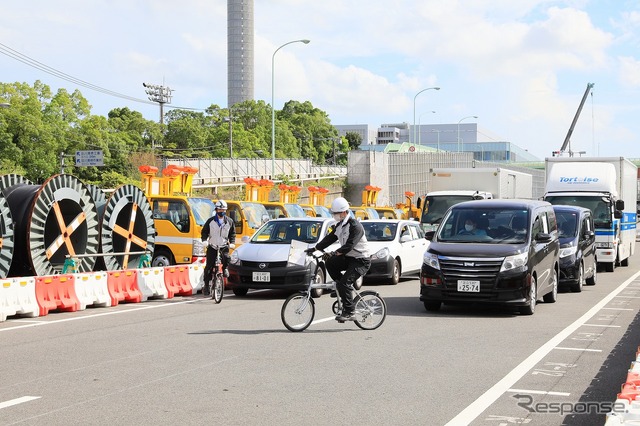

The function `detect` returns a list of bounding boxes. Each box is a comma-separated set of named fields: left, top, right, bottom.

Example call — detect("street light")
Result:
left=413, top=87, right=440, bottom=143
left=457, top=115, right=478, bottom=152
left=271, top=39, right=310, bottom=177
left=430, top=129, right=442, bottom=151
left=417, top=111, right=435, bottom=145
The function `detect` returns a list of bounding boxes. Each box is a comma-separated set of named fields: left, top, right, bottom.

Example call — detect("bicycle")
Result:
left=204, top=249, right=225, bottom=304
left=281, top=251, right=387, bottom=332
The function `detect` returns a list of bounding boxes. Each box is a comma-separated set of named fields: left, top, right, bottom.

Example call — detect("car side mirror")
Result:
left=614, top=210, right=623, bottom=219
left=241, top=235, right=250, bottom=243
left=616, top=200, right=625, bottom=210
left=400, top=235, right=411, bottom=243
left=425, top=231, right=435, bottom=241
left=535, top=232, right=552, bottom=243
left=584, top=230, right=595, bottom=238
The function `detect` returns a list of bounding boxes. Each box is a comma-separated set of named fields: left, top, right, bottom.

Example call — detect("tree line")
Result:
left=0, top=81, right=362, bottom=187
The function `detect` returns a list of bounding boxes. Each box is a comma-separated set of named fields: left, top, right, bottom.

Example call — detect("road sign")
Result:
left=75, top=150, right=104, bottom=167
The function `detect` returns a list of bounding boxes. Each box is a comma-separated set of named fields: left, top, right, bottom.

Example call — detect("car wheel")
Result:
left=543, top=267, right=558, bottom=303
left=622, top=256, right=630, bottom=267
left=586, top=262, right=597, bottom=286
left=424, top=300, right=441, bottom=311
left=232, top=287, right=249, bottom=297
left=310, top=268, right=324, bottom=299
left=151, top=248, right=174, bottom=267
left=390, top=259, right=400, bottom=285
left=520, top=276, right=537, bottom=315
left=572, top=263, right=584, bottom=293
left=605, top=262, right=615, bottom=272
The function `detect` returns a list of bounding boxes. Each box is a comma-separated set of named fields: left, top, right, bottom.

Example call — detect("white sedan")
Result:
left=361, top=219, right=429, bottom=285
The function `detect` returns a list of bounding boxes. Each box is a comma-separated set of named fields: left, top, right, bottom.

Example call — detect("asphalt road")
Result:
left=2, top=247, right=640, bottom=426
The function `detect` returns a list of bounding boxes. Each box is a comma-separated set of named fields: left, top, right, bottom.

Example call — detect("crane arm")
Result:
left=559, top=82, right=594, bottom=155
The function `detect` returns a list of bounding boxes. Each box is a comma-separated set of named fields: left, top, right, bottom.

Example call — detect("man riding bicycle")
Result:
left=306, top=197, right=371, bottom=322
left=201, top=199, right=236, bottom=296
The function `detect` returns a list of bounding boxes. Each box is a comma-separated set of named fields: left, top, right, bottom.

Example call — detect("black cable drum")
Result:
left=99, top=184, right=155, bottom=270
left=5, top=174, right=99, bottom=276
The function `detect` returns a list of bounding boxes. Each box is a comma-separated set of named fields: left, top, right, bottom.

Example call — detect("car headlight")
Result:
left=192, top=239, right=207, bottom=256
left=423, top=251, right=440, bottom=270
left=500, top=252, right=528, bottom=272
left=559, top=245, right=577, bottom=258
left=372, top=247, right=390, bottom=259
left=230, top=250, right=240, bottom=265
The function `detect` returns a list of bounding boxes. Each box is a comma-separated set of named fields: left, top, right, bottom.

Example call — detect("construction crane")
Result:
left=552, top=82, right=595, bottom=157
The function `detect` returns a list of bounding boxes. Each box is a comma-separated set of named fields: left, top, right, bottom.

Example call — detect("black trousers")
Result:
left=204, top=246, right=230, bottom=284
left=325, top=255, right=371, bottom=314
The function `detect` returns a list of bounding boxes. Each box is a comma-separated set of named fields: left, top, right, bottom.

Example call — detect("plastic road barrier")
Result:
left=106, top=270, right=142, bottom=306
left=0, top=277, right=38, bottom=322
left=163, top=265, right=193, bottom=298
left=72, top=272, right=111, bottom=310
left=35, top=274, right=80, bottom=316
left=136, top=267, right=168, bottom=301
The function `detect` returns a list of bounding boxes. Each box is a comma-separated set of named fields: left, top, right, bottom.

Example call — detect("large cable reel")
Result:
left=0, top=174, right=32, bottom=278
left=99, top=184, right=155, bottom=270
left=4, top=174, right=99, bottom=276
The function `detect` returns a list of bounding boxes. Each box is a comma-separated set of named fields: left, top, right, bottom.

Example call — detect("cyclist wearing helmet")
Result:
left=307, top=196, right=370, bottom=321
left=201, top=199, right=236, bottom=295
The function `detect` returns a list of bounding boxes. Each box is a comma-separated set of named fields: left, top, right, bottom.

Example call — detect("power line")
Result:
left=0, top=42, right=203, bottom=111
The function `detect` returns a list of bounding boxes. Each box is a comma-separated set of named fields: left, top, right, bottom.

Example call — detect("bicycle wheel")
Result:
left=354, top=291, right=386, bottom=330
left=281, top=293, right=315, bottom=332
left=212, top=275, right=224, bottom=304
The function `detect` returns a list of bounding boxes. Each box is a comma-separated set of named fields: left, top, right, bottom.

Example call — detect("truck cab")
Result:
left=418, top=190, right=493, bottom=232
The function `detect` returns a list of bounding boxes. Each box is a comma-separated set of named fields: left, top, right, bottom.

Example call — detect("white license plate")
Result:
left=253, top=272, right=270, bottom=282
left=457, top=280, right=480, bottom=292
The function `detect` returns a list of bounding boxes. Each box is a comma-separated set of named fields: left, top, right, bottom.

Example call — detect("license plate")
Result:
left=457, top=280, right=480, bottom=292
left=253, top=272, right=270, bottom=282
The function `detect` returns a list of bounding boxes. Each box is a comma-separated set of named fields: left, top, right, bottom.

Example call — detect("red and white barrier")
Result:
left=188, top=262, right=206, bottom=295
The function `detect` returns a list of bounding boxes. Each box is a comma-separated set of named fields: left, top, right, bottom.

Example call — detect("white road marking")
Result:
left=553, top=347, right=602, bottom=352
left=614, top=295, right=640, bottom=298
left=582, top=324, right=621, bottom=328
left=444, top=269, right=640, bottom=426
left=601, top=307, right=634, bottom=310
left=507, top=389, right=570, bottom=396
left=0, top=396, right=40, bottom=410
left=0, top=300, right=196, bottom=332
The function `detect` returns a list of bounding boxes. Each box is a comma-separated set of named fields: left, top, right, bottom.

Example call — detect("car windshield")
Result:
left=545, top=195, right=610, bottom=229
left=437, top=208, right=529, bottom=244
left=555, top=211, right=578, bottom=238
left=284, top=204, right=307, bottom=218
left=188, top=198, right=216, bottom=226
left=362, top=222, right=397, bottom=242
left=313, top=205, right=332, bottom=218
left=250, top=220, right=326, bottom=244
left=421, top=195, right=474, bottom=225
left=240, top=202, right=270, bottom=229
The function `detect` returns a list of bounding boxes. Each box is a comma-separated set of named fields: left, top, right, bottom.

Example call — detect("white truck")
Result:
left=418, top=167, right=534, bottom=232
left=543, top=157, right=637, bottom=272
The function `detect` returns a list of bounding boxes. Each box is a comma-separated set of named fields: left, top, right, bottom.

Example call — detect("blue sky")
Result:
left=2, top=1, right=640, bottom=160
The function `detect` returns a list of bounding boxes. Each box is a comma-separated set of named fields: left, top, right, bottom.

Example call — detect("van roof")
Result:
left=451, top=199, right=551, bottom=210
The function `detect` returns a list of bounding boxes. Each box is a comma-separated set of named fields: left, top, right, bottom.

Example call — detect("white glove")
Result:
left=229, top=243, right=236, bottom=249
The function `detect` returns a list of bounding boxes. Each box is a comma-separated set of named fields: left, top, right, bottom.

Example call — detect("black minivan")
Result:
left=553, top=205, right=597, bottom=292
left=420, top=199, right=560, bottom=315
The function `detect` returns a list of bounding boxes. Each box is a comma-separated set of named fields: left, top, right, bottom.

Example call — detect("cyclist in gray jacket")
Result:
left=309, top=197, right=370, bottom=321
left=201, top=200, right=236, bottom=295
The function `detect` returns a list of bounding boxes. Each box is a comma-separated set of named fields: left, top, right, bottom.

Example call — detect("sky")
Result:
left=2, top=0, right=640, bottom=161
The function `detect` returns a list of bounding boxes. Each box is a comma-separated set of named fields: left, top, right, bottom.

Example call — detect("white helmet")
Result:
left=215, top=200, right=228, bottom=210
left=330, top=197, right=350, bottom=213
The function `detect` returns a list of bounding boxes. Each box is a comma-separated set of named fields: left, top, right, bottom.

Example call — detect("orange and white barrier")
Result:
left=107, top=270, right=142, bottom=306
left=164, top=265, right=193, bottom=297
left=73, top=272, right=111, bottom=310
left=35, top=274, right=80, bottom=316
left=0, top=277, right=39, bottom=322
left=137, top=267, right=168, bottom=301
left=605, top=347, right=640, bottom=424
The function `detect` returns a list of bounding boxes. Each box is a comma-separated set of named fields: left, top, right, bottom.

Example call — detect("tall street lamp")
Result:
left=457, top=115, right=478, bottom=152
left=413, top=87, right=440, bottom=143
left=418, top=111, right=435, bottom=145
left=271, top=39, right=310, bottom=177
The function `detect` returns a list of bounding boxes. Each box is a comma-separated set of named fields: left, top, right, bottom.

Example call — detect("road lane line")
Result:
left=614, top=295, right=640, bottom=298
left=444, top=269, right=640, bottom=426
left=553, top=347, right=602, bottom=352
left=601, top=308, right=634, bottom=310
left=0, top=396, right=40, bottom=410
left=582, top=324, right=621, bottom=327
left=0, top=300, right=196, bottom=332
left=507, top=389, right=570, bottom=396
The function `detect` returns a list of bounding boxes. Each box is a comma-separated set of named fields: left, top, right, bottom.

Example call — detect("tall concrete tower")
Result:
left=227, top=0, right=254, bottom=107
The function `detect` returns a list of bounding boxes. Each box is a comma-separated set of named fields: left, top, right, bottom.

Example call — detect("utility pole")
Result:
left=143, top=82, right=174, bottom=125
